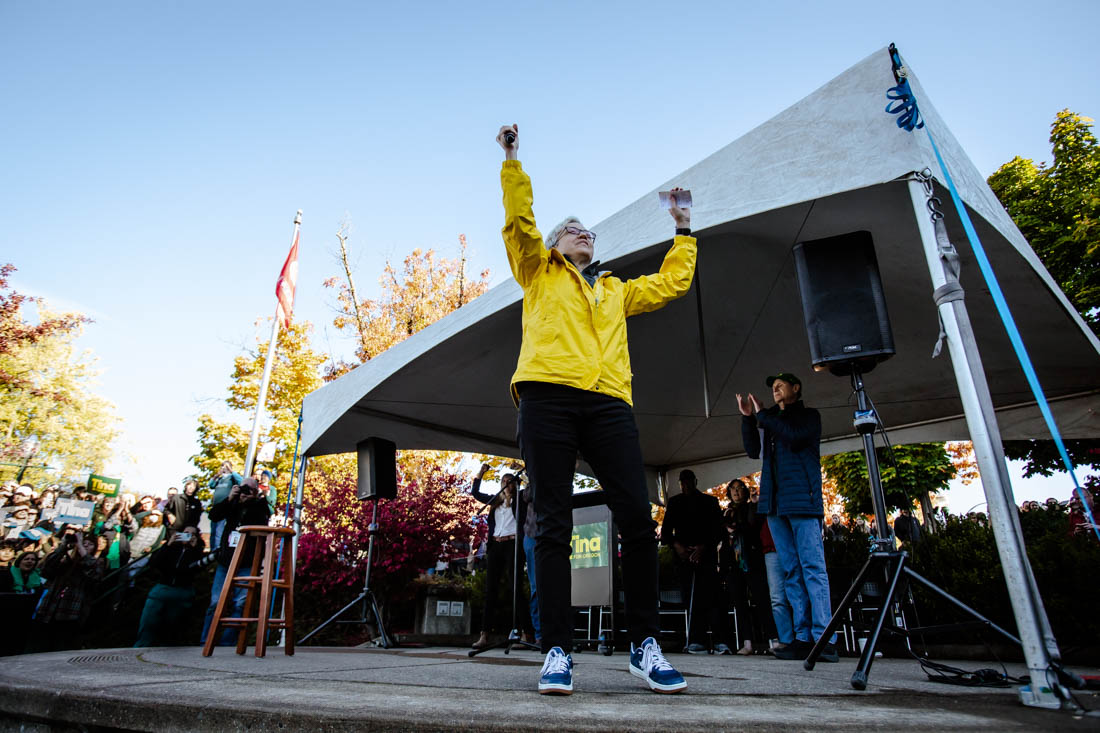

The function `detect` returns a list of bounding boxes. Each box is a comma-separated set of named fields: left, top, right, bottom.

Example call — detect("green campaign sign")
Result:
left=569, top=521, right=609, bottom=569
left=87, top=473, right=121, bottom=497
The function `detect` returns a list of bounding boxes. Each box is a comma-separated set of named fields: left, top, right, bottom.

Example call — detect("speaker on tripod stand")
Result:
left=793, top=230, right=895, bottom=376
left=792, top=230, right=1022, bottom=690
left=299, top=436, right=397, bottom=647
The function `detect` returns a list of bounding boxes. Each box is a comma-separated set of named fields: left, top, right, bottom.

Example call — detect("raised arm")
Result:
left=498, top=125, right=549, bottom=288
left=623, top=188, right=696, bottom=316
left=738, top=394, right=762, bottom=459
left=469, top=462, right=495, bottom=505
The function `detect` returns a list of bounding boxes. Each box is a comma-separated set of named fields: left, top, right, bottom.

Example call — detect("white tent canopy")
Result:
left=299, top=47, right=1100, bottom=496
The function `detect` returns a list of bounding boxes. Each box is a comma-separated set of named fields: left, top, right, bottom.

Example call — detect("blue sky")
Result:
left=4, top=1, right=1097, bottom=509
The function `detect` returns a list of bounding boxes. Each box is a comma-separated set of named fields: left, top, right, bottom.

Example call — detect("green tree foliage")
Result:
left=987, top=110, right=1100, bottom=333
left=0, top=309, right=119, bottom=485
left=821, top=443, right=955, bottom=516
left=1002, top=438, right=1100, bottom=477
left=988, top=110, right=1100, bottom=478
left=191, top=320, right=325, bottom=493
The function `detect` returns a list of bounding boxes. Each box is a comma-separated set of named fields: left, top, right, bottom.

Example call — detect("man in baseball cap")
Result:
left=765, top=372, right=802, bottom=391
left=736, top=370, right=836, bottom=662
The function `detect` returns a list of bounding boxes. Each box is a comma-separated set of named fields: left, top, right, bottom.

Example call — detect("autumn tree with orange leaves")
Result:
left=323, top=234, right=490, bottom=380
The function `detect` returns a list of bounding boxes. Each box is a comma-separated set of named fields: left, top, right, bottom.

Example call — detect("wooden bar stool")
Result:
left=202, top=525, right=296, bottom=657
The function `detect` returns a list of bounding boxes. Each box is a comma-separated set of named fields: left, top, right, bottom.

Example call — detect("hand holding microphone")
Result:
left=497, top=124, right=519, bottom=160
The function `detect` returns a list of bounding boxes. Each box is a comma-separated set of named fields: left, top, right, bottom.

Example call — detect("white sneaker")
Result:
left=629, top=637, right=686, bottom=693
left=538, top=646, right=573, bottom=695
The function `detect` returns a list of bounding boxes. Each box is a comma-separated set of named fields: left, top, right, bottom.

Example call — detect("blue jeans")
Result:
left=763, top=550, right=794, bottom=644
left=210, top=519, right=226, bottom=553
left=767, top=515, right=835, bottom=644
left=201, top=563, right=248, bottom=646
left=523, top=534, right=541, bottom=640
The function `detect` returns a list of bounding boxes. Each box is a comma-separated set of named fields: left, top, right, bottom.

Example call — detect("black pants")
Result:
left=481, top=537, right=531, bottom=633
left=720, top=552, right=775, bottom=647
left=675, top=555, right=719, bottom=646
left=518, top=382, right=660, bottom=653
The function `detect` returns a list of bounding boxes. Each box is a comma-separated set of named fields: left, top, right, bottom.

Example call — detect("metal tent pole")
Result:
left=291, top=456, right=309, bottom=568
left=907, top=177, right=1062, bottom=708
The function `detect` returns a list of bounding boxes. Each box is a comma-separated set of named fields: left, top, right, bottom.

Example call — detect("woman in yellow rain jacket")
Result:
left=497, top=124, right=696, bottom=696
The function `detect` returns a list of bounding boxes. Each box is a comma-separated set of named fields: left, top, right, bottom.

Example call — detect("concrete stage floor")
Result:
left=1, top=645, right=1097, bottom=732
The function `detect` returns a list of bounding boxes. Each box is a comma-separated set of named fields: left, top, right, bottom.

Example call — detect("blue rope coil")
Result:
left=886, top=79, right=924, bottom=131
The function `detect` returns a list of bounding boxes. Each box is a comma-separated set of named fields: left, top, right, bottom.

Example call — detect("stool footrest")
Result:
left=230, top=578, right=293, bottom=588
left=222, top=618, right=289, bottom=626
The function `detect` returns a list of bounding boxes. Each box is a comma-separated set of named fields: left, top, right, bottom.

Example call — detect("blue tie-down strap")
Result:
left=884, top=58, right=1099, bottom=542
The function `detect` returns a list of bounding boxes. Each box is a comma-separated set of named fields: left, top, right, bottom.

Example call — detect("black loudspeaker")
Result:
left=356, top=437, right=397, bottom=500
left=792, top=230, right=895, bottom=376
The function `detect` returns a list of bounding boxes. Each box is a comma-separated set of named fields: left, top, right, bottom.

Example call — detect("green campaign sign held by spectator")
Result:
left=569, top=521, right=609, bottom=569
left=88, top=473, right=121, bottom=497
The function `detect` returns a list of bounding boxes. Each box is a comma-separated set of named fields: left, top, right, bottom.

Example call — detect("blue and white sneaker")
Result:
left=538, top=646, right=573, bottom=695
left=630, top=637, right=686, bottom=693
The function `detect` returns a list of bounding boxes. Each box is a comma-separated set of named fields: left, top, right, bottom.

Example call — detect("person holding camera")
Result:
left=200, top=477, right=271, bottom=647
left=208, top=461, right=244, bottom=550
left=29, top=529, right=105, bottom=651
left=134, top=526, right=207, bottom=646
left=496, top=124, right=695, bottom=695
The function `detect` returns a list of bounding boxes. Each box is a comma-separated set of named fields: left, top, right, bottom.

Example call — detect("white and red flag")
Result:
left=275, top=228, right=299, bottom=328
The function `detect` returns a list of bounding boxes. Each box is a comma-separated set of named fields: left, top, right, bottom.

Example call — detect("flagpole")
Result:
left=244, top=211, right=302, bottom=479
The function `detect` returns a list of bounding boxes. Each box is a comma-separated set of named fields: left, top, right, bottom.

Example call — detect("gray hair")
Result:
left=544, top=216, right=584, bottom=250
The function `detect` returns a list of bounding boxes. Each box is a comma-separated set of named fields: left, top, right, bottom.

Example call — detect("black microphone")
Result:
left=503, top=131, right=516, bottom=145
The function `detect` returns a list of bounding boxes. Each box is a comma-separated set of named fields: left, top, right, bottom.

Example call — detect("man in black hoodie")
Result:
left=166, top=477, right=204, bottom=535
left=200, top=477, right=271, bottom=646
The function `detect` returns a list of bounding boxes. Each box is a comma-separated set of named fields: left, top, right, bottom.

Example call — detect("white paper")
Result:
left=658, top=190, right=693, bottom=209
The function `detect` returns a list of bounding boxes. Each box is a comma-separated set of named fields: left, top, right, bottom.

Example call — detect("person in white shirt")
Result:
left=469, top=463, right=532, bottom=649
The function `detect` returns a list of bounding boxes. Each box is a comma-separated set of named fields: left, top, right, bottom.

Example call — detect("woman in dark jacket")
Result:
left=719, top=480, right=773, bottom=655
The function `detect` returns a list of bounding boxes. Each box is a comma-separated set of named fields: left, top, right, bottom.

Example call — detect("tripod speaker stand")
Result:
left=299, top=495, right=393, bottom=648
left=803, top=367, right=1021, bottom=689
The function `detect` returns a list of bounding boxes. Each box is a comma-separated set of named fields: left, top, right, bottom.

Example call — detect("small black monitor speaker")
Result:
left=792, top=230, right=895, bottom=375
left=357, top=437, right=397, bottom=500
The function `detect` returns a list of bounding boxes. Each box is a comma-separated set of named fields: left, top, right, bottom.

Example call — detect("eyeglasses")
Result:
left=563, top=225, right=596, bottom=243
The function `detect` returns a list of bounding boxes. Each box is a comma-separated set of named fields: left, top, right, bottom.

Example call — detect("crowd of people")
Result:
left=464, top=464, right=1097, bottom=662
left=2, top=451, right=1093, bottom=663
left=0, top=462, right=282, bottom=653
